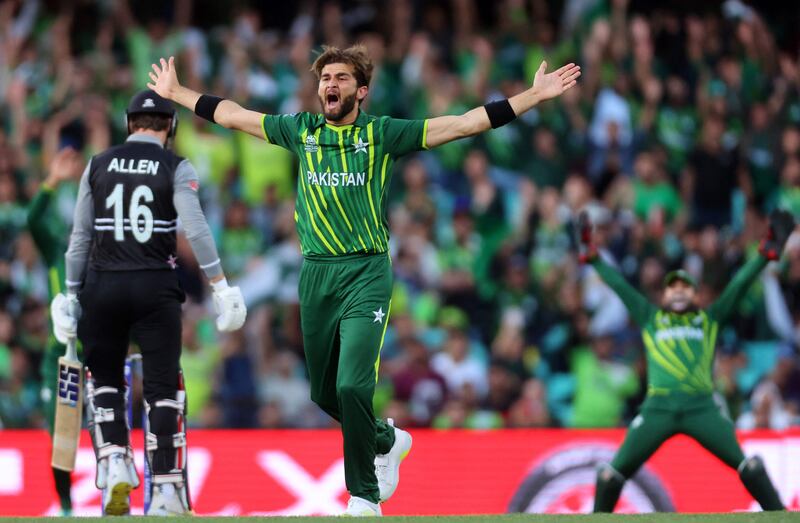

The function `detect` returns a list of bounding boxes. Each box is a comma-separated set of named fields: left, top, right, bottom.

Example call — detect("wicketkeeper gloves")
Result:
left=576, top=210, right=598, bottom=263
left=759, top=209, right=796, bottom=261
left=50, top=292, right=81, bottom=344
left=211, top=278, right=247, bottom=332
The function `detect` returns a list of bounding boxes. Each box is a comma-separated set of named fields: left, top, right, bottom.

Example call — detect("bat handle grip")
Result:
left=66, top=337, right=78, bottom=362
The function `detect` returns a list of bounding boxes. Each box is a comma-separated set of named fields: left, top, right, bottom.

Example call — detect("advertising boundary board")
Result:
left=0, top=429, right=798, bottom=515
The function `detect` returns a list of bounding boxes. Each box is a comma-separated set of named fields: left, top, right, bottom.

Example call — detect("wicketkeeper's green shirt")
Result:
left=592, top=255, right=767, bottom=399
left=262, top=111, right=429, bottom=257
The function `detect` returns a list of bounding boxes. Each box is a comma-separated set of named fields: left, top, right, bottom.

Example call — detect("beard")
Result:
left=320, top=91, right=358, bottom=122
left=665, top=297, right=696, bottom=314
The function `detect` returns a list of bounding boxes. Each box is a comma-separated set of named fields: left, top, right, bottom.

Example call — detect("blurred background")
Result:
left=1, top=0, right=799, bottom=433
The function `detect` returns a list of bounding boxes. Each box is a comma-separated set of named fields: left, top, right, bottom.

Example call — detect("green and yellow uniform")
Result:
left=592, top=255, right=784, bottom=512
left=27, top=185, right=74, bottom=512
left=262, top=111, right=428, bottom=502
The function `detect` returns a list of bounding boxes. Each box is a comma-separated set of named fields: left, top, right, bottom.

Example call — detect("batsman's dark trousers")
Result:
left=611, top=394, right=744, bottom=477
left=299, top=253, right=396, bottom=504
left=78, top=269, right=184, bottom=473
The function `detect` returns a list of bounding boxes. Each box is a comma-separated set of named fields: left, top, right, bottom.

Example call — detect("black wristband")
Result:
left=484, top=99, right=516, bottom=129
left=195, top=95, right=225, bottom=123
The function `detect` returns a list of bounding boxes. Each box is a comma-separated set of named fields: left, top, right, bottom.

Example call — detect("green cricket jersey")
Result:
left=27, top=187, right=68, bottom=304
left=593, top=255, right=767, bottom=398
left=28, top=186, right=71, bottom=432
left=262, top=111, right=429, bottom=257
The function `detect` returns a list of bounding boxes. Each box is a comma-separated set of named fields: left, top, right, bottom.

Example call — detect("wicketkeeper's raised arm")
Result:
left=147, top=57, right=265, bottom=139
left=575, top=211, right=655, bottom=326
left=424, top=61, right=580, bottom=149
left=708, top=209, right=795, bottom=324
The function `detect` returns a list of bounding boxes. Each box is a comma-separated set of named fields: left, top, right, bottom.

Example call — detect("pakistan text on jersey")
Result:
left=654, top=326, right=704, bottom=342
left=306, top=171, right=366, bottom=187
left=107, top=158, right=160, bottom=175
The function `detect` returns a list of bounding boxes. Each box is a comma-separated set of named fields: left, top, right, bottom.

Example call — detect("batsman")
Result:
left=147, top=47, right=579, bottom=515
left=50, top=90, right=247, bottom=515
left=578, top=210, right=789, bottom=512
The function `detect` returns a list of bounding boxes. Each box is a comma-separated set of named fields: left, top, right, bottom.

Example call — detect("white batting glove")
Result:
left=50, top=292, right=81, bottom=344
left=211, top=279, right=246, bottom=332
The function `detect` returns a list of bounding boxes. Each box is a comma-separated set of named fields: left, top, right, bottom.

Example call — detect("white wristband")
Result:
left=211, top=278, right=229, bottom=292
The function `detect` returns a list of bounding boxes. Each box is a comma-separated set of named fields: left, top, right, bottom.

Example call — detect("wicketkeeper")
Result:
left=577, top=210, right=789, bottom=512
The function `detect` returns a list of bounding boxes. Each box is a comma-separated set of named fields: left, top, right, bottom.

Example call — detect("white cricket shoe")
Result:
left=375, top=419, right=412, bottom=503
left=102, top=453, right=133, bottom=515
left=147, top=483, right=190, bottom=516
left=344, top=496, right=382, bottom=516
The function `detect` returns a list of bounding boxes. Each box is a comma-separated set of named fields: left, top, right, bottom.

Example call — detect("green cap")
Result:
left=664, top=269, right=697, bottom=289
left=439, top=306, right=469, bottom=330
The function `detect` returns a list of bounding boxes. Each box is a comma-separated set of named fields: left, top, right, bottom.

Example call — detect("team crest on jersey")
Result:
left=354, top=136, right=369, bottom=154
left=304, top=135, right=319, bottom=153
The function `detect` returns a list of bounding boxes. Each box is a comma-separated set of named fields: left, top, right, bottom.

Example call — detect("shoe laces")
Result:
left=108, top=453, right=126, bottom=470
left=375, top=460, right=388, bottom=480
left=347, top=497, right=376, bottom=514
left=347, top=497, right=363, bottom=510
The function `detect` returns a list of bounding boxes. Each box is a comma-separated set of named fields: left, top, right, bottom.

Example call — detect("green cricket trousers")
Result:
left=595, top=393, right=784, bottom=512
left=299, top=253, right=396, bottom=503
left=612, top=394, right=745, bottom=477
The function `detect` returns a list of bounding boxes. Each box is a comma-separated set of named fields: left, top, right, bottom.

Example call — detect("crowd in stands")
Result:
left=1, top=0, right=799, bottom=431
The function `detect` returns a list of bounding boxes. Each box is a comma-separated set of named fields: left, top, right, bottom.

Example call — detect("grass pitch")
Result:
left=1, top=513, right=798, bottom=523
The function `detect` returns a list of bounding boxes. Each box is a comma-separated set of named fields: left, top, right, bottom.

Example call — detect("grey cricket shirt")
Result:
left=65, top=133, right=224, bottom=290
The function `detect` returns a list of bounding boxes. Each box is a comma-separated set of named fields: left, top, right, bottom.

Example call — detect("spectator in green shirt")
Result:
left=570, top=335, right=639, bottom=428
left=525, top=127, right=567, bottom=190
left=180, top=306, right=220, bottom=427
left=632, top=151, right=683, bottom=225
left=220, top=200, right=264, bottom=277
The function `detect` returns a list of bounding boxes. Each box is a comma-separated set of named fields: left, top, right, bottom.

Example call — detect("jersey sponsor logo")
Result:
left=654, top=326, right=704, bottom=342
left=304, top=135, right=319, bottom=153
left=306, top=170, right=366, bottom=187
left=108, top=157, right=160, bottom=175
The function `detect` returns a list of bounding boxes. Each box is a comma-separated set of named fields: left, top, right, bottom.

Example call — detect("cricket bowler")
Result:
left=147, top=46, right=580, bottom=515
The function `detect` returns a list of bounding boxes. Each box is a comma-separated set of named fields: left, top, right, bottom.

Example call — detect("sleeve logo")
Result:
left=304, top=135, right=319, bottom=153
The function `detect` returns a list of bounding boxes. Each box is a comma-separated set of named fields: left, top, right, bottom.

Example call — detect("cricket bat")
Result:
left=51, top=338, right=83, bottom=471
